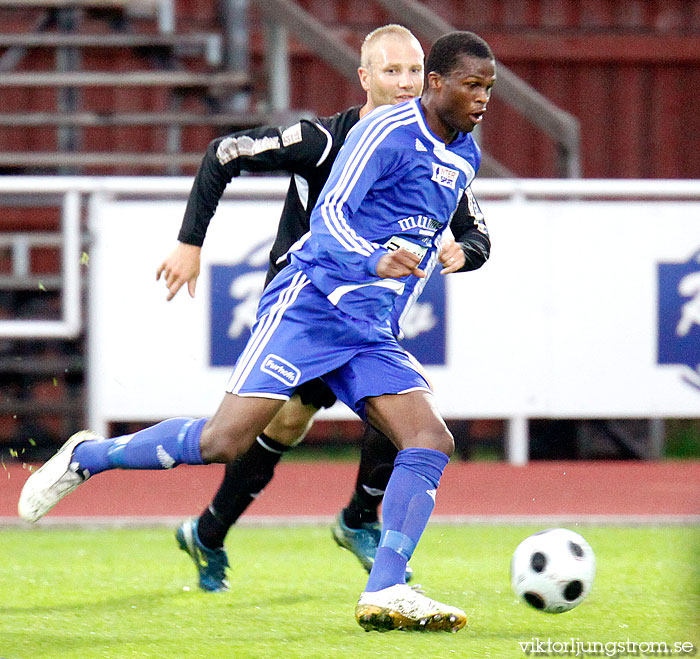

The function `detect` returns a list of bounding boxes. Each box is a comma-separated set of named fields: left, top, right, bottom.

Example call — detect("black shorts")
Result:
left=294, top=378, right=337, bottom=410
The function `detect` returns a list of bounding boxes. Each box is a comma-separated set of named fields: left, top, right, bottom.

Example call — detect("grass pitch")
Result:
left=0, top=524, right=697, bottom=658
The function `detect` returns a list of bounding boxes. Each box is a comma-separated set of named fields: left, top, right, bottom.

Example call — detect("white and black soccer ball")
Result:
left=511, top=528, right=595, bottom=614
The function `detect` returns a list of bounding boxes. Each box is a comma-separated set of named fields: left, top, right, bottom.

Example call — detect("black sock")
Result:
left=197, top=433, right=289, bottom=549
left=343, top=494, right=380, bottom=528
left=342, top=424, right=397, bottom=529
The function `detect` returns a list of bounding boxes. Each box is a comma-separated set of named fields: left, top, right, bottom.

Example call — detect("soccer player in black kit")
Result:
left=156, top=24, right=491, bottom=593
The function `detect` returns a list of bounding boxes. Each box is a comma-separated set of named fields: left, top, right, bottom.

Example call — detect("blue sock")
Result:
left=72, top=418, right=207, bottom=477
left=364, top=447, right=449, bottom=593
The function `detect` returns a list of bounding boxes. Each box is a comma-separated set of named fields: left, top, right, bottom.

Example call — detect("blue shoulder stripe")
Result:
left=320, top=103, right=417, bottom=256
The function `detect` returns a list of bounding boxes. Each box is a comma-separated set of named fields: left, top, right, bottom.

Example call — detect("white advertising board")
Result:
left=88, top=194, right=700, bottom=436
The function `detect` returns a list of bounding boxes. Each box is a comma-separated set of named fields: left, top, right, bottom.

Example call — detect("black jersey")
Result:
left=177, top=106, right=490, bottom=287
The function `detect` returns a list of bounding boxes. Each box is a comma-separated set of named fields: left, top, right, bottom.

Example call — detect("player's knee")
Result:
left=199, top=419, right=254, bottom=463
left=265, top=408, right=313, bottom=445
left=418, top=426, right=454, bottom=457
left=437, top=427, right=455, bottom=457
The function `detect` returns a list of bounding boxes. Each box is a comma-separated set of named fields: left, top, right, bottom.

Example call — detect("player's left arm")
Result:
left=439, top=186, right=491, bottom=274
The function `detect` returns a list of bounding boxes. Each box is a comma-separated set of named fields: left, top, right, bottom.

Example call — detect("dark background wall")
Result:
left=181, top=0, right=700, bottom=178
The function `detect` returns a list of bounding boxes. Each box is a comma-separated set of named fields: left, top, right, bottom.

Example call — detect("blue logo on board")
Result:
left=209, top=240, right=269, bottom=367
left=399, top=271, right=446, bottom=366
left=657, top=249, right=700, bottom=392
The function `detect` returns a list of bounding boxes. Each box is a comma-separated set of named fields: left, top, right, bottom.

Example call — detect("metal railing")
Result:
left=249, top=0, right=581, bottom=178
left=0, top=0, right=175, bottom=33
left=0, top=188, right=81, bottom=338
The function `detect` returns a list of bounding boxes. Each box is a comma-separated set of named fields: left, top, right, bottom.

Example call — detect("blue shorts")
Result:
left=225, top=265, right=430, bottom=418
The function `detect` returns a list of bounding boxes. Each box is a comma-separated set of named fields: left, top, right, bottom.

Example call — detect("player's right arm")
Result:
left=161, top=120, right=329, bottom=299
left=375, top=249, right=425, bottom=279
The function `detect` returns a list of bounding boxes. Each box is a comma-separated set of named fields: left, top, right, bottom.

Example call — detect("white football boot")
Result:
left=355, top=583, right=467, bottom=632
left=18, top=430, right=100, bottom=522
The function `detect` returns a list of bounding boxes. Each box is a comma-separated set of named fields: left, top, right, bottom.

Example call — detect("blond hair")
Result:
left=360, top=24, right=423, bottom=70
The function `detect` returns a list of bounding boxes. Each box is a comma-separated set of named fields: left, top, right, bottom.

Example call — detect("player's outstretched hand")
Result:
left=438, top=238, right=465, bottom=274
left=376, top=248, right=426, bottom=279
left=156, top=242, right=201, bottom=301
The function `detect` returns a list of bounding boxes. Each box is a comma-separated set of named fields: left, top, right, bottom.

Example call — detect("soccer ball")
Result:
left=510, top=528, right=595, bottom=613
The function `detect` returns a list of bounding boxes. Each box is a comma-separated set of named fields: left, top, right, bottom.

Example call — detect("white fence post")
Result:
left=507, top=416, right=529, bottom=466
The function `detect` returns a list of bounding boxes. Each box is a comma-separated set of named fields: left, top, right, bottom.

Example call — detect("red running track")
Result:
left=2, top=460, right=698, bottom=522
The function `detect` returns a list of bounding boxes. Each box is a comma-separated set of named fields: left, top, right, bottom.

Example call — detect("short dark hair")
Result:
left=425, top=31, right=494, bottom=76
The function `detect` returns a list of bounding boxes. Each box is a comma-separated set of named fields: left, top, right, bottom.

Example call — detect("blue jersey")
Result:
left=289, top=97, right=481, bottom=326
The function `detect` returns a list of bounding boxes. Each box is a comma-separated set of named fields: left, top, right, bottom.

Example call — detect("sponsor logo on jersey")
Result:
left=397, top=215, right=443, bottom=235
left=260, top=353, right=301, bottom=386
left=431, top=162, right=459, bottom=189
left=657, top=248, right=700, bottom=392
left=209, top=240, right=269, bottom=367
left=281, top=122, right=303, bottom=147
left=384, top=235, right=428, bottom=260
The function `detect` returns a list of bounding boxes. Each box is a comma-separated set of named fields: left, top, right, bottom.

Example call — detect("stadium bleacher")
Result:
left=0, top=0, right=241, bottom=454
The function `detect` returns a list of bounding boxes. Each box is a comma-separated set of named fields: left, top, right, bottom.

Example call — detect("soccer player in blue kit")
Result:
left=20, top=31, right=496, bottom=633
left=158, top=24, right=489, bottom=594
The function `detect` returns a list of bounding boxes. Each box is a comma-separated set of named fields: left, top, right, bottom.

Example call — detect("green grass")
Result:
left=0, top=525, right=697, bottom=658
